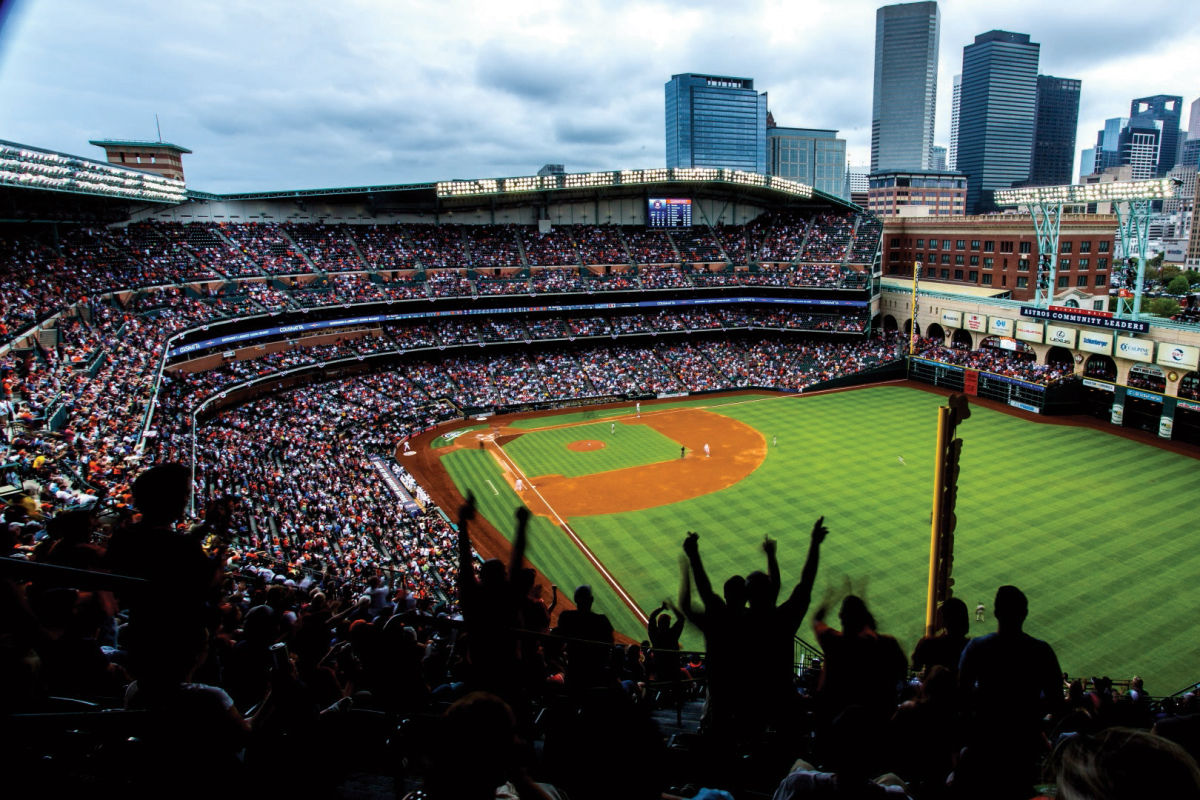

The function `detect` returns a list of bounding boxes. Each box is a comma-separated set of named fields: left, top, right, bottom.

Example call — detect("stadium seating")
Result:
left=13, top=212, right=1189, bottom=800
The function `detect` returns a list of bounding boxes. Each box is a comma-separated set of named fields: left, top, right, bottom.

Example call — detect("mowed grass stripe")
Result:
left=503, top=421, right=682, bottom=478
left=504, top=393, right=776, bottom=429
left=439, top=448, right=644, bottom=636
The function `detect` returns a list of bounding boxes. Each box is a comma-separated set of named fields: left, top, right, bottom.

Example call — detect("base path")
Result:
left=522, top=408, right=766, bottom=517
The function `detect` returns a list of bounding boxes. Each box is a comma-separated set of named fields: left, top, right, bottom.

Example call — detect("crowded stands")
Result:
left=8, top=207, right=1200, bottom=800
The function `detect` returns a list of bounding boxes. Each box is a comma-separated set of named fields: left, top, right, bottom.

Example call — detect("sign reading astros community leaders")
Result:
left=1020, top=306, right=1149, bottom=333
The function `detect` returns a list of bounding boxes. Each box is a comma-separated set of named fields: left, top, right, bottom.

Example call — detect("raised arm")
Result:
left=508, top=505, right=531, bottom=579
left=456, top=494, right=478, bottom=593
left=683, top=531, right=720, bottom=610
left=782, top=517, right=828, bottom=628
left=763, top=535, right=781, bottom=601
left=678, top=555, right=700, bottom=625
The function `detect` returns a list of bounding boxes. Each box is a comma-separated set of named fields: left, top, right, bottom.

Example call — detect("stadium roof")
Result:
left=89, top=139, right=193, bottom=154
left=186, top=167, right=861, bottom=213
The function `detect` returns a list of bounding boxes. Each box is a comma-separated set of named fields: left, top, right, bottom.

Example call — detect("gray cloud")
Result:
left=0, top=0, right=1194, bottom=192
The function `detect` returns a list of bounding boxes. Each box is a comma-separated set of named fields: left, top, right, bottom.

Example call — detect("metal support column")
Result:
left=1114, top=198, right=1152, bottom=319
left=1027, top=200, right=1063, bottom=308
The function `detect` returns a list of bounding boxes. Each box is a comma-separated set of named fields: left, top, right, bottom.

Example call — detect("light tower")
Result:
left=995, top=178, right=1179, bottom=316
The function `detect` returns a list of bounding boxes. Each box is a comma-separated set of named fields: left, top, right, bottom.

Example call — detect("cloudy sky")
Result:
left=1, top=0, right=1196, bottom=193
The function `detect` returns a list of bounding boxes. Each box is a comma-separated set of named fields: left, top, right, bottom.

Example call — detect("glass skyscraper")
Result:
left=1027, top=75, right=1081, bottom=186
left=665, top=74, right=767, bottom=173
left=955, top=30, right=1040, bottom=214
left=1128, top=95, right=1184, bottom=175
left=767, top=126, right=847, bottom=197
left=871, top=1, right=940, bottom=172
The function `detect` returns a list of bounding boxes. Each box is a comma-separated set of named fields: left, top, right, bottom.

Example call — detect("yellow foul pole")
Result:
left=925, top=405, right=948, bottom=638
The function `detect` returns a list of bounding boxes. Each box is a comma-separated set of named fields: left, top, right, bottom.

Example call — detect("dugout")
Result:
left=1122, top=364, right=1167, bottom=434
left=1081, top=355, right=1117, bottom=419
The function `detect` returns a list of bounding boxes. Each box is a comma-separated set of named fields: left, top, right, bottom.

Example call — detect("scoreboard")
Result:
left=647, top=197, right=692, bottom=228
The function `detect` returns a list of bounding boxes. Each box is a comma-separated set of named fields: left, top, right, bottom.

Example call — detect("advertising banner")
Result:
left=1156, top=343, right=1200, bottom=371
left=965, top=313, right=987, bottom=332
left=1021, top=306, right=1149, bottom=333
left=940, top=310, right=963, bottom=328
left=1115, top=336, right=1154, bottom=363
left=1078, top=330, right=1114, bottom=355
left=1045, top=324, right=1077, bottom=348
left=1125, top=387, right=1163, bottom=403
left=1082, top=378, right=1114, bottom=392
left=1015, top=319, right=1044, bottom=343
left=963, top=369, right=978, bottom=396
left=988, top=316, right=1014, bottom=336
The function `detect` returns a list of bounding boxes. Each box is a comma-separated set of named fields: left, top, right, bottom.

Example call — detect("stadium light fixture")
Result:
left=995, top=177, right=1178, bottom=207
left=436, top=167, right=814, bottom=201
left=0, top=142, right=188, bottom=203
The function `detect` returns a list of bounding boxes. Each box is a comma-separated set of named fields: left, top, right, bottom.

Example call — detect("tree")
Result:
left=1187, top=270, right=1200, bottom=288
left=1146, top=297, right=1181, bottom=317
left=1167, top=275, right=1190, bottom=296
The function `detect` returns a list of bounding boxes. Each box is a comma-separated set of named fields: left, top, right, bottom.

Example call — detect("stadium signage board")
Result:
left=1082, top=378, right=1115, bottom=392
left=1020, top=306, right=1149, bottom=333
left=940, top=310, right=963, bottom=328
left=1048, top=304, right=1112, bottom=320
left=1178, top=399, right=1200, bottom=413
left=1156, top=343, right=1199, bottom=371
left=965, top=313, right=987, bottom=332
left=1115, top=336, right=1154, bottom=363
left=1045, top=324, right=1077, bottom=348
left=168, top=296, right=869, bottom=357
left=1015, top=320, right=1044, bottom=343
left=988, top=316, right=1014, bottom=336
left=1009, top=400, right=1040, bottom=413
left=1078, top=330, right=1114, bottom=355
left=1126, top=388, right=1163, bottom=404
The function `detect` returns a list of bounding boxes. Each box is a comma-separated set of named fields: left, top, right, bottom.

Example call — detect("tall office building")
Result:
left=1027, top=75, right=1081, bottom=186
left=930, top=145, right=947, bottom=171
left=1079, top=147, right=1097, bottom=178
left=767, top=124, right=847, bottom=197
left=1118, top=116, right=1166, bottom=180
left=948, top=74, right=961, bottom=169
left=665, top=73, right=767, bottom=173
left=1129, top=95, right=1183, bottom=174
left=1180, top=138, right=1200, bottom=170
left=1189, top=96, right=1200, bottom=139
left=1092, top=117, right=1129, bottom=173
left=955, top=30, right=1040, bottom=214
left=870, top=1, right=940, bottom=172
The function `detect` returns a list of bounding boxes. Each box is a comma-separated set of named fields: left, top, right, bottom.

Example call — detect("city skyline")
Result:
left=0, top=0, right=1196, bottom=193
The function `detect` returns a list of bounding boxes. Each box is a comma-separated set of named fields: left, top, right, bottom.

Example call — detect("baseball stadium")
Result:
left=3, top=139, right=1200, bottom=798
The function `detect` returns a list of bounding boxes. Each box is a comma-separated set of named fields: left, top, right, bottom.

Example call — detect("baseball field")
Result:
left=421, top=384, right=1200, bottom=693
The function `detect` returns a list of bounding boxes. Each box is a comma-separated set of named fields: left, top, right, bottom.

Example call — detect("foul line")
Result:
left=486, top=438, right=648, bottom=627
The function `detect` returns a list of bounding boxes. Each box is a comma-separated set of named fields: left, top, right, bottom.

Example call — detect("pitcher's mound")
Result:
left=567, top=439, right=606, bottom=452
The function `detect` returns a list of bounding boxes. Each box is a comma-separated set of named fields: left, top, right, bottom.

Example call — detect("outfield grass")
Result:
left=504, top=421, right=682, bottom=478
left=504, top=393, right=774, bottom=429
left=440, top=386, right=1200, bottom=692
